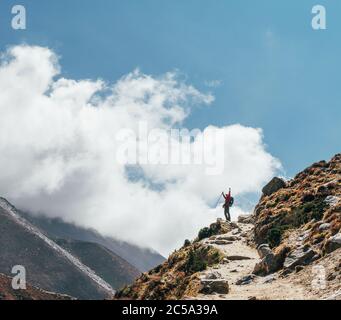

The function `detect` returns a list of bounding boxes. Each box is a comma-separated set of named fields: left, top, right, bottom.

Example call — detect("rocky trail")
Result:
left=192, top=222, right=325, bottom=300
left=117, top=218, right=340, bottom=301
left=116, top=154, right=341, bottom=301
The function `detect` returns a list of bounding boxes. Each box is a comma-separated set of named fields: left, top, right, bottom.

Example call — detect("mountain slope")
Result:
left=116, top=153, right=341, bottom=300
left=0, top=273, right=72, bottom=300
left=55, top=238, right=140, bottom=289
left=0, top=198, right=115, bottom=299
left=115, top=220, right=230, bottom=300
left=21, top=213, right=165, bottom=272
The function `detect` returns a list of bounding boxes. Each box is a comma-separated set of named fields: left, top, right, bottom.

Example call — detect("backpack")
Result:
left=229, top=197, right=234, bottom=207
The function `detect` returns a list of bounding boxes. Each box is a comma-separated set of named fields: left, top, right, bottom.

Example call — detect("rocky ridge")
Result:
left=116, top=154, right=341, bottom=300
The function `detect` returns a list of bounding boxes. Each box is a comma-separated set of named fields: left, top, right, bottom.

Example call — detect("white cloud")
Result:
left=0, top=45, right=281, bottom=255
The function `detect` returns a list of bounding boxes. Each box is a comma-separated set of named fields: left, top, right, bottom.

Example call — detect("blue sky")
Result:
left=0, top=0, right=340, bottom=177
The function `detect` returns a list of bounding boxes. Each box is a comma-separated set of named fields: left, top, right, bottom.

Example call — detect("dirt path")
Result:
left=194, top=223, right=314, bottom=300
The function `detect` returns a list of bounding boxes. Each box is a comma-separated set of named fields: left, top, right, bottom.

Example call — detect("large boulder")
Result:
left=262, top=177, right=286, bottom=196
left=325, top=234, right=341, bottom=253
left=283, top=247, right=316, bottom=269
left=253, top=246, right=276, bottom=275
left=253, top=244, right=288, bottom=275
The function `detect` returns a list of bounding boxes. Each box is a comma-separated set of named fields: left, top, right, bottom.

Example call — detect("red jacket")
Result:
left=223, top=191, right=231, bottom=206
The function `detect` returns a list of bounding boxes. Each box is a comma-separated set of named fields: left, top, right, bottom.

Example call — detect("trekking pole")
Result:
left=214, top=193, right=223, bottom=209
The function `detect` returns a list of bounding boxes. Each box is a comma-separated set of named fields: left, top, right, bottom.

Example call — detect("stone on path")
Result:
left=226, top=255, right=252, bottom=261
left=199, top=279, right=229, bottom=295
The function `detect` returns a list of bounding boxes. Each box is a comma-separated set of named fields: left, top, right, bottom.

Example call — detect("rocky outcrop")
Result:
left=254, top=154, right=341, bottom=253
left=115, top=222, right=228, bottom=300
left=252, top=153, right=341, bottom=282
left=262, top=177, right=286, bottom=196
left=116, top=154, right=341, bottom=301
left=197, top=219, right=239, bottom=241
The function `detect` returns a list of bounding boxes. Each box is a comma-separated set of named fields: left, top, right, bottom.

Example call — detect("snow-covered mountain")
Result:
left=0, top=197, right=116, bottom=299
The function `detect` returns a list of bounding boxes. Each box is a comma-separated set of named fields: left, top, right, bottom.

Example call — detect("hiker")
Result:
left=222, top=188, right=234, bottom=221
